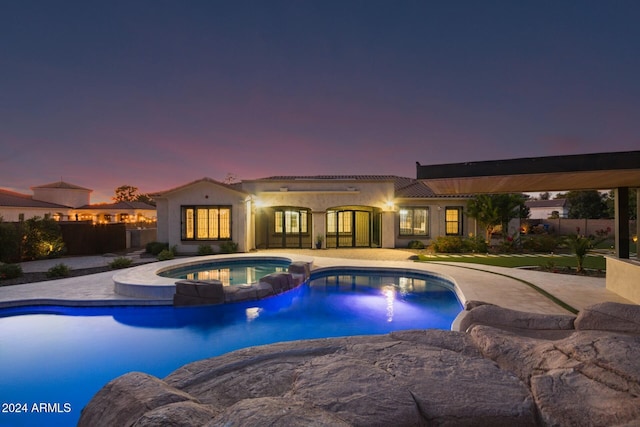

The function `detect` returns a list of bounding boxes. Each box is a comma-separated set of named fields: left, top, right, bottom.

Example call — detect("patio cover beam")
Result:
left=417, top=151, right=640, bottom=259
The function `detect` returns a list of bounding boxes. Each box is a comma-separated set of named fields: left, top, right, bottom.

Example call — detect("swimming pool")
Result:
left=158, top=258, right=291, bottom=286
left=0, top=268, right=461, bottom=427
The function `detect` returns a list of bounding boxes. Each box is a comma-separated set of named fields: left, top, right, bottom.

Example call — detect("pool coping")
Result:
left=0, top=251, right=625, bottom=317
left=112, top=253, right=314, bottom=300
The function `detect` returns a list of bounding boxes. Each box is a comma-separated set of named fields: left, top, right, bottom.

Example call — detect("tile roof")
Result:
left=75, top=201, right=156, bottom=210
left=150, top=177, right=249, bottom=197
left=31, top=181, right=92, bottom=191
left=0, top=188, right=69, bottom=208
left=254, top=175, right=470, bottom=199
left=255, top=175, right=400, bottom=181
left=525, top=199, right=569, bottom=208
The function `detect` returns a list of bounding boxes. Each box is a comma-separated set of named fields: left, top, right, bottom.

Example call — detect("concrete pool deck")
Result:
left=0, top=249, right=633, bottom=313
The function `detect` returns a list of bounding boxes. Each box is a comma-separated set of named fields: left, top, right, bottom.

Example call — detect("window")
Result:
left=399, top=208, right=428, bottom=236
left=445, top=207, right=463, bottom=235
left=327, top=211, right=352, bottom=233
left=274, top=210, right=308, bottom=234
left=182, top=206, right=231, bottom=240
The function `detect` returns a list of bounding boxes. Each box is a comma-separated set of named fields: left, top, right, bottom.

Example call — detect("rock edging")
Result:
left=173, top=261, right=311, bottom=306
left=79, top=302, right=640, bottom=426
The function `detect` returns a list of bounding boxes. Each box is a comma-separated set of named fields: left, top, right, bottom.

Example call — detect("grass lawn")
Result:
left=416, top=253, right=607, bottom=271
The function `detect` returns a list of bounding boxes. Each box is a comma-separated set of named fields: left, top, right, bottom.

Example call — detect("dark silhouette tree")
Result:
left=466, top=194, right=529, bottom=242
left=556, top=190, right=609, bottom=219
left=113, top=185, right=155, bottom=206
left=113, top=185, right=139, bottom=202
left=606, top=189, right=637, bottom=220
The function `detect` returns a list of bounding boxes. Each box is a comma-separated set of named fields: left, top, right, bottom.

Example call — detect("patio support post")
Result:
left=614, top=187, right=629, bottom=259
left=637, top=188, right=640, bottom=261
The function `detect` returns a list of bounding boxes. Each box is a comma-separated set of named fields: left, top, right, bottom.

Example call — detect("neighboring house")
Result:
left=152, top=175, right=473, bottom=253
left=0, top=188, right=70, bottom=222
left=0, top=181, right=156, bottom=224
left=525, top=199, right=570, bottom=219
left=73, top=201, right=157, bottom=224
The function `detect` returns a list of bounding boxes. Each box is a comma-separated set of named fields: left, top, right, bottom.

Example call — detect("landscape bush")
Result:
left=462, top=236, right=489, bottom=253
left=0, top=263, right=23, bottom=280
left=497, top=235, right=520, bottom=253
left=522, top=234, right=559, bottom=252
left=0, top=221, right=21, bottom=263
left=145, top=241, right=169, bottom=256
left=197, top=244, right=214, bottom=256
left=46, top=263, right=71, bottom=278
left=219, top=241, right=238, bottom=254
left=407, top=240, right=425, bottom=249
left=157, top=249, right=175, bottom=261
left=22, top=217, right=66, bottom=261
left=431, top=236, right=464, bottom=253
left=109, top=257, right=133, bottom=269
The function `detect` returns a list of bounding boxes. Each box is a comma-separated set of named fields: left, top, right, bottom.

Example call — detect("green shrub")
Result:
left=157, top=249, right=175, bottom=261
left=462, top=236, right=489, bottom=253
left=46, top=263, right=71, bottom=278
left=145, top=241, right=169, bottom=256
left=522, top=235, right=559, bottom=252
left=22, top=217, right=66, bottom=260
left=0, top=263, right=23, bottom=280
left=0, top=221, right=21, bottom=263
left=431, top=236, right=464, bottom=253
left=407, top=240, right=425, bottom=249
left=197, top=244, right=214, bottom=256
left=219, top=241, right=238, bottom=254
left=109, top=257, right=133, bottom=269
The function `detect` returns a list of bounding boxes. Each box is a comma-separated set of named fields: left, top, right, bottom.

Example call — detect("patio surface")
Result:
left=0, top=248, right=633, bottom=314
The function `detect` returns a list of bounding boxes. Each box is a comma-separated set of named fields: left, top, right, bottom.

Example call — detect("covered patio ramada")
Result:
left=417, top=150, right=640, bottom=304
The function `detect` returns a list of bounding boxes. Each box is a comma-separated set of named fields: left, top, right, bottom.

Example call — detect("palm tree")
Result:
left=564, top=234, right=592, bottom=273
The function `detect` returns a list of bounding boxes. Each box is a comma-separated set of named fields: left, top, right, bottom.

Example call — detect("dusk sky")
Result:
left=2, top=1, right=639, bottom=203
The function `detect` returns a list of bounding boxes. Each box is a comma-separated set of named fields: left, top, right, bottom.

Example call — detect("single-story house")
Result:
left=525, top=198, right=570, bottom=219
left=152, top=175, right=474, bottom=253
left=0, top=181, right=156, bottom=225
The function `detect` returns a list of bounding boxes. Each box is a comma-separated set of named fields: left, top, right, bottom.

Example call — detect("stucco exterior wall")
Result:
left=243, top=179, right=395, bottom=212
left=606, top=257, right=640, bottom=304
left=245, top=178, right=396, bottom=248
left=0, top=206, right=70, bottom=222
left=156, top=181, right=249, bottom=254
left=155, top=177, right=473, bottom=252
left=32, top=188, right=91, bottom=208
left=528, top=207, right=569, bottom=220
left=393, top=198, right=472, bottom=249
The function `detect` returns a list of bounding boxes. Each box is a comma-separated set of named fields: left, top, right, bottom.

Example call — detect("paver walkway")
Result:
left=0, top=248, right=633, bottom=314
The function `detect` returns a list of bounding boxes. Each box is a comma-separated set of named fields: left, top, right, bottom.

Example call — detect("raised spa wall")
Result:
left=172, top=261, right=313, bottom=306
left=606, top=256, right=640, bottom=304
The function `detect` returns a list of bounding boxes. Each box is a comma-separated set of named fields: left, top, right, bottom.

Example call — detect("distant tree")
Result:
left=466, top=194, right=529, bottom=242
left=606, top=189, right=637, bottom=220
left=114, top=185, right=139, bottom=202
left=556, top=190, right=609, bottom=219
left=223, top=173, right=239, bottom=184
left=113, top=185, right=156, bottom=206
left=135, top=193, right=156, bottom=207
left=539, top=192, right=551, bottom=200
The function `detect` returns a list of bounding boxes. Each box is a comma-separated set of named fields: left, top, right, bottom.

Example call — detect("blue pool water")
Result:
left=158, top=258, right=290, bottom=285
left=0, top=269, right=461, bottom=427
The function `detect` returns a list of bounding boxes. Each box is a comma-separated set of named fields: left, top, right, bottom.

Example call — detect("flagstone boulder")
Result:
left=79, top=302, right=640, bottom=427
